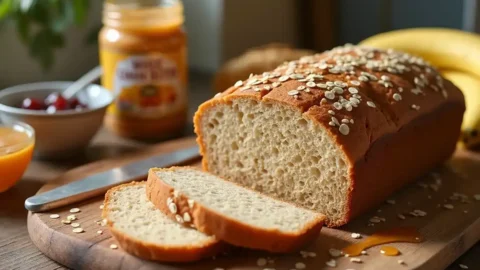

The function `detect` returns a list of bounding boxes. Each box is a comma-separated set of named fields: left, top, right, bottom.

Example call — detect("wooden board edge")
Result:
left=27, top=209, right=167, bottom=270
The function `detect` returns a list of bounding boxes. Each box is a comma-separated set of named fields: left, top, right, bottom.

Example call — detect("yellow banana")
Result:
left=359, top=28, right=480, bottom=149
left=442, top=70, right=480, bottom=148
left=360, top=28, right=480, bottom=79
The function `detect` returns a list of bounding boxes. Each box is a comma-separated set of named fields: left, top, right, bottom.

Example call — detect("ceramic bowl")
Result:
left=0, top=82, right=114, bottom=159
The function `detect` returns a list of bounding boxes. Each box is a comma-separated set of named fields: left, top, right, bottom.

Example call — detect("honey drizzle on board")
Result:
left=342, top=227, right=423, bottom=257
left=380, top=246, right=400, bottom=256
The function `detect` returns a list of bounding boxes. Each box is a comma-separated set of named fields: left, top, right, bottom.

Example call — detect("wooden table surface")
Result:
left=0, top=72, right=478, bottom=270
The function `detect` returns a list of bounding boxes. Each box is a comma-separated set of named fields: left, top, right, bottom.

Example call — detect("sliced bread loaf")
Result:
left=146, top=167, right=325, bottom=253
left=103, top=182, right=223, bottom=262
left=194, top=45, right=465, bottom=227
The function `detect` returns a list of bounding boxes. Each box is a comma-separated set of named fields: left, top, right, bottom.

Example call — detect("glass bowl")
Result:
left=0, top=122, right=35, bottom=192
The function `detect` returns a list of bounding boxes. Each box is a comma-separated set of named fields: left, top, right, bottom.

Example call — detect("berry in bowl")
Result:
left=0, top=81, right=114, bottom=159
left=21, top=93, right=88, bottom=112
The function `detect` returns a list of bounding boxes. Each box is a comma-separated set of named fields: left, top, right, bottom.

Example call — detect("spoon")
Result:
left=62, top=66, right=103, bottom=100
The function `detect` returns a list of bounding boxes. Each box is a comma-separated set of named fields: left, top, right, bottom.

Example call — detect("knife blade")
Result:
left=25, top=145, right=200, bottom=212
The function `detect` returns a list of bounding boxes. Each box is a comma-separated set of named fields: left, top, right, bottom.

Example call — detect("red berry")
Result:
left=69, top=98, right=80, bottom=108
left=53, top=96, right=68, bottom=110
left=21, top=98, right=44, bottom=110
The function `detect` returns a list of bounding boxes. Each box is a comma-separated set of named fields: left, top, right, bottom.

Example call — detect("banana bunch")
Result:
left=360, top=28, right=480, bottom=149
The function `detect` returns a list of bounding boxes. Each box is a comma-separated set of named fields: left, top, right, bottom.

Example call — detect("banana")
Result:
left=359, top=28, right=480, bottom=149
left=442, top=70, right=480, bottom=148
left=359, top=28, right=480, bottom=79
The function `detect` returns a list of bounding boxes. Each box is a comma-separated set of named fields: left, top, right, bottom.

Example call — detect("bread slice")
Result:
left=102, top=182, right=223, bottom=262
left=194, top=45, right=465, bottom=227
left=146, top=167, right=325, bottom=253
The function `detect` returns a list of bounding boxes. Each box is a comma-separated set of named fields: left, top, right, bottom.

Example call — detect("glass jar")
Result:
left=99, top=0, right=188, bottom=140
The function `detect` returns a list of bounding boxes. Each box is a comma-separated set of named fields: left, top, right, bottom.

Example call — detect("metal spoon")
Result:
left=62, top=66, right=103, bottom=100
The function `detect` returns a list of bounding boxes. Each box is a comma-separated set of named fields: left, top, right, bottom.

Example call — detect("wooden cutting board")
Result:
left=27, top=137, right=480, bottom=270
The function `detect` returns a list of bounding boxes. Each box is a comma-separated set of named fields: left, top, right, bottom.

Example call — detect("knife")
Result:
left=25, top=145, right=200, bottom=212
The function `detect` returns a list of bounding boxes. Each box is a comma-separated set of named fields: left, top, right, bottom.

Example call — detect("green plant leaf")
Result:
left=30, top=29, right=54, bottom=70
left=50, top=31, right=64, bottom=47
left=15, top=13, right=30, bottom=43
left=51, top=0, right=73, bottom=32
left=2, top=0, right=92, bottom=70
left=72, top=0, right=88, bottom=25
left=0, top=0, right=13, bottom=20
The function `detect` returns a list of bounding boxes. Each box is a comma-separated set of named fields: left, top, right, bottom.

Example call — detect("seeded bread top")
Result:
left=204, top=45, right=465, bottom=162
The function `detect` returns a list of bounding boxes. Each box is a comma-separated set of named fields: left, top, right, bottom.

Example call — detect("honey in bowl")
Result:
left=0, top=123, right=34, bottom=192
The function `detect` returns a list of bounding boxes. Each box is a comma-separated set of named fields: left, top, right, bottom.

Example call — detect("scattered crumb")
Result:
left=71, top=223, right=80, bottom=228
left=386, top=199, right=396, bottom=205
left=397, top=214, right=406, bottom=220
left=350, top=258, right=362, bottom=263
left=351, top=233, right=362, bottom=239
left=101, top=219, right=108, bottom=226
left=257, top=258, right=267, bottom=267
left=369, top=217, right=381, bottom=223
left=411, top=209, right=427, bottom=217
left=474, top=194, right=480, bottom=201
left=61, top=220, right=71, bottom=224
left=69, top=208, right=80, bottom=213
left=398, top=259, right=405, bottom=265
left=325, top=259, right=336, bottom=267
left=459, top=264, right=469, bottom=269
left=97, top=230, right=103, bottom=235
left=110, top=244, right=118, bottom=249
left=72, top=228, right=84, bottom=233
left=464, top=210, right=469, bottom=214
left=417, top=182, right=428, bottom=189
left=67, top=215, right=77, bottom=221
left=377, top=209, right=382, bottom=213
left=443, top=204, right=454, bottom=210
left=295, top=262, right=306, bottom=269
left=361, top=250, right=368, bottom=255
left=49, top=214, right=60, bottom=219
left=99, top=204, right=104, bottom=209
left=329, top=248, right=342, bottom=257
left=308, top=252, right=316, bottom=257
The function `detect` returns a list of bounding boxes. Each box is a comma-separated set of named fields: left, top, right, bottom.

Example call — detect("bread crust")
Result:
left=103, top=182, right=224, bottom=262
left=146, top=167, right=325, bottom=253
left=193, top=46, right=466, bottom=227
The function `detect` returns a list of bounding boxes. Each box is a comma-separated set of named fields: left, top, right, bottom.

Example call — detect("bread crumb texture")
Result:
left=105, top=183, right=215, bottom=246
left=156, top=168, right=321, bottom=233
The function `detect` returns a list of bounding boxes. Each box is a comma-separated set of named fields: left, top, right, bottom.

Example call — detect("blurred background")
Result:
left=0, top=0, right=478, bottom=87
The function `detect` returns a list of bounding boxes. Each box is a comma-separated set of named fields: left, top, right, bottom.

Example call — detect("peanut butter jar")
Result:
left=99, top=0, right=188, bottom=140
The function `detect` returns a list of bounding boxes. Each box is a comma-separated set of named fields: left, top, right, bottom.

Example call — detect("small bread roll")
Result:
left=214, top=43, right=315, bottom=93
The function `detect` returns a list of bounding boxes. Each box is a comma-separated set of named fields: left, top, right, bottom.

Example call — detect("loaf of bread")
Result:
left=102, top=182, right=223, bottom=262
left=194, top=45, right=465, bottom=227
left=146, top=167, right=325, bottom=253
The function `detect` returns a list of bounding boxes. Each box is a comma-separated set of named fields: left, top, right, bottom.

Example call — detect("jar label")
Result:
left=101, top=51, right=187, bottom=119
